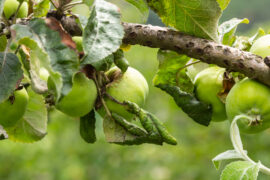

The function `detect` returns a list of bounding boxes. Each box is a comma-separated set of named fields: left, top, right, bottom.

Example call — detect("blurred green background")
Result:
left=2, top=0, right=270, bottom=180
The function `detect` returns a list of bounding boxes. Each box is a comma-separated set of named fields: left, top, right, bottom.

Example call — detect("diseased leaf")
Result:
left=219, top=18, right=249, bottom=45
left=6, top=89, right=48, bottom=143
left=153, top=49, right=193, bottom=93
left=124, top=101, right=178, bottom=145
left=124, top=0, right=149, bottom=22
left=212, top=150, right=247, bottom=170
left=80, top=110, right=96, bottom=143
left=221, top=161, right=260, bottom=180
left=147, top=0, right=222, bottom=41
left=103, top=102, right=177, bottom=145
left=82, top=0, right=124, bottom=70
left=0, top=53, right=23, bottom=103
left=33, top=0, right=50, bottom=17
left=103, top=115, right=141, bottom=145
left=11, top=19, right=79, bottom=100
left=216, top=0, right=231, bottom=10
left=157, top=84, right=212, bottom=126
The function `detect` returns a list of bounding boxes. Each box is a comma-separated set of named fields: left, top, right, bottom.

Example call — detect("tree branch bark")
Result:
left=122, top=23, right=270, bottom=86
left=58, top=16, right=270, bottom=86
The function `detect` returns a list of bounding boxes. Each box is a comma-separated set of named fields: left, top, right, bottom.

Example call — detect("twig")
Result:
left=176, top=60, right=200, bottom=86
left=93, top=72, right=112, bottom=117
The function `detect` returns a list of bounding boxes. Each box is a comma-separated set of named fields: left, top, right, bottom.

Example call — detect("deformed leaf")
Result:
left=157, top=84, right=212, bottom=126
left=0, top=53, right=23, bottom=103
left=123, top=101, right=178, bottom=145
left=82, top=0, right=124, bottom=70
left=153, top=49, right=193, bottom=93
left=221, top=161, right=260, bottom=180
left=103, top=115, right=142, bottom=145
left=124, top=0, right=149, bottom=22
left=80, top=110, right=96, bottom=143
left=147, top=0, right=222, bottom=41
left=212, top=150, right=247, bottom=170
left=219, top=18, right=249, bottom=45
left=11, top=18, right=79, bottom=99
left=6, top=89, right=48, bottom=143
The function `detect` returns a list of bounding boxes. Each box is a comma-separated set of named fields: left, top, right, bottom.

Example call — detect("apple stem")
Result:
left=105, top=92, right=125, bottom=106
left=93, top=72, right=112, bottom=118
left=12, top=2, right=23, bottom=24
left=230, top=115, right=270, bottom=175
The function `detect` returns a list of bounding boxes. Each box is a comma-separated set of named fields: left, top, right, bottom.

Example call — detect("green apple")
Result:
left=102, top=66, right=149, bottom=120
left=72, top=36, right=83, bottom=52
left=194, top=66, right=227, bottom=122
left=0, top=87, right=29, bottom=128
left=250, top=34, right=270, bottom=58
left=3, top=0, right=28, bottom=19
left=186, top=59, right=209, bottom=82
left=56, top=72, right=97, bottom=117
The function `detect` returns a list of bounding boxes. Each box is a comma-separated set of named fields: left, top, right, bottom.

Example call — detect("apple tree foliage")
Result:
left=0, top=0, right=269, bottom=179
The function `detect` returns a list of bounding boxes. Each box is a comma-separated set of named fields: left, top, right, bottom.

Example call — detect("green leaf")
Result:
left=216, top=0, right=231, bottom=10
left=212, top=150, right=247, bottom=170
left=113, top=49, right=129, bottom=73
left=157, top=84, right=212, bottom=126
left=0, top=35, right=7, bottom=52
left=153, top=49, right=193, bottom=93
left=221, top=161, right=260, bottom=180
left=219, top=18, right=249, bottom=45
left=11, top=19, right=79, bottom=100
left=77, top=14, right=88, bottom=30
left=6, top=89, right=48, bottom=143
left=147, top=0, right=222, bottom=41
left=82, top=0, right=124, bottom=70
left=124, top=0, right=149, bottom=22
left=80, top=110, right=96, bottom=143
left=83, top=0, right=94, bottom=6
left=0, top=53, right=23, bottom=103
left=33, top=0, right=50, bottom=17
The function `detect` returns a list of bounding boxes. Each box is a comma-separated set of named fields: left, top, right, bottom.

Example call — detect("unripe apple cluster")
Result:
left=224, top=34, right=270, bottom=134
left=3, top=0, right=28, bottom=19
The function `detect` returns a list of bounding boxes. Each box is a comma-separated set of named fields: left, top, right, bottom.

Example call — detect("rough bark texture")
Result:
left=122, top=23, right=270, bottom=86
left=46, top=16, right=270, bottom=86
